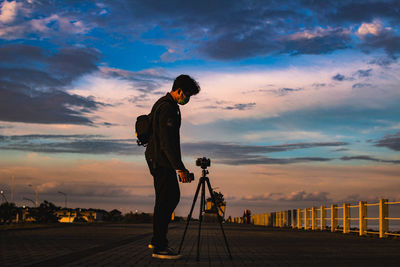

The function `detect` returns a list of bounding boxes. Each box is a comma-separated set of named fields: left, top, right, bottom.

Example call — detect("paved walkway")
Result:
left=1, top=223, right=400, bottom=266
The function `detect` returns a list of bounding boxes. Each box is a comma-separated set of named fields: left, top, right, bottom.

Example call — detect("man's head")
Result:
left=171, top=74, right=200, bottom=105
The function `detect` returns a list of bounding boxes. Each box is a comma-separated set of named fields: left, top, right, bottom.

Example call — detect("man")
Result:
left=145, top=74, right=200, bottom=259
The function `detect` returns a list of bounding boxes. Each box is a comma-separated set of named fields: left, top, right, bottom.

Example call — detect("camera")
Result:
left=196, top=157, right=211, bottom=169
left=178, top=172, right=194, bottom=182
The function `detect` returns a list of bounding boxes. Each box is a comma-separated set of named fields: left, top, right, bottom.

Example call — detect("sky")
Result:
left=0, top=0, right=399, bottom=218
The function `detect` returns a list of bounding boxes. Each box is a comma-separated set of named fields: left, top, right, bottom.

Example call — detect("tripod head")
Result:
left=196, top=157, right=210, bottom=177
left=196, top=157, right=210, bottom=170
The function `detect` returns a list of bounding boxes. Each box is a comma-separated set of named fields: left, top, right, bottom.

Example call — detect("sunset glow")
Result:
left=1, top=0, right=399, bottom=216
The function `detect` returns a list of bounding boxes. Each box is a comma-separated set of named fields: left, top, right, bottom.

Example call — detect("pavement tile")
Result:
left=1, top=223, right=400, bottom=266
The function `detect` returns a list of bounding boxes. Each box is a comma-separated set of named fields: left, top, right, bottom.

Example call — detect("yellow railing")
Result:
left=229, top=199, right=400, bottom=238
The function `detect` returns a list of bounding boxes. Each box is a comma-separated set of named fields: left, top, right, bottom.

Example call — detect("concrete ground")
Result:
left=1, top=222, right=400, bottom=266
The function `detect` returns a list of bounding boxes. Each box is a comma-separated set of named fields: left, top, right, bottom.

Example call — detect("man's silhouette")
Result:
left=145, top=74, right=200, bottom=259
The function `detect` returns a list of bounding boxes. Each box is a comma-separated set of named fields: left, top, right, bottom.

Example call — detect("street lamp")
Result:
left=28, top=184, right=38, bottom=207
left=0, top=190, right=8, bottom=203
left=58, top=191, right=67, bottom=208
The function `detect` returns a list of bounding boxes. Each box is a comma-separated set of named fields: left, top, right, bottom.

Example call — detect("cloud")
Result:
left=369, top=56, right=396, bottom=66
left=182, top=141, right=346, bottom=165
left=324, top=1, right=400, bottom=23
left=312, top=83, right=326, bottom=88
left=0, top=125, right=13, bottom=129
left=375, top=132, right=400, bottom=151
left=242, top=190, right=331, bottom=202
left=0, top=44, right=105, bottom=124
left=245, top=87, right=304, bottom=97
left=0, top=135, right=347, bottom=163
left=0, top=134, right=104, bottom=140
left=274, top=88, right=303, bottom=96
left=0, top=84, right=104, bottom=125
left=281, top=191, right=330, bottom=201
left=218, top=156, right=332, bottom=165
left=332, top=73, right=354, bottom=81
left=356, top=69, right=372, bottom=77
left=99, top=1, right=392, bottom=60
left=0, top=134, right=140, bottom=155
left=204, top=102, right=256, bottom=111
left=340, top=155, right=400, bottom=164
left=331, top=148, right=349, bottom=152
left=2, top=1, right=399, bottom=61
left=223, top=103, right=256, bottom=110
left=30, top=14, right=90, bottom=35
left=0, top=1, right=93, bottom=40
left=0, top=0, right=20, bottom=24
left=100, top=67, right=173, bottom=93
left=357, top=20, right=384, bottom=36
left=357, top=20, right=400, bottom=57
left=352, top=83, right=372, bottom=89
left=282, top=27, right=351, bottom=55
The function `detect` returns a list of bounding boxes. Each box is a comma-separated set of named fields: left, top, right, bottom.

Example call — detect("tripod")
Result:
left=178, top=167, right=232, bottom=261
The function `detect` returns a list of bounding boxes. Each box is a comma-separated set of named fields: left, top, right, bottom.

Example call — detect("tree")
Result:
left=0, top=202, right=18, bottom=224
left=29, top=200, right=60, bottom=223
left=105, top=209, right=123, bottom=222
left=206, top=190, right=225, bottom=213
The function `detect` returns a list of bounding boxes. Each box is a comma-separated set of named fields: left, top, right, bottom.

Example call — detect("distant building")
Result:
left=55, top=209, right=99, bottom=223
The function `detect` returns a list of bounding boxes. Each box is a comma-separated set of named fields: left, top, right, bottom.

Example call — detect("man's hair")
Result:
left=172, top=74, right=200, bottom=96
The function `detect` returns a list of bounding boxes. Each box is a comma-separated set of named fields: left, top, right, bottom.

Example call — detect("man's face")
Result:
left=177, top=89, right=190, bottom=105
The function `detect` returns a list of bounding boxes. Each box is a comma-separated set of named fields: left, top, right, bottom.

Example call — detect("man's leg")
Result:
left=152, top=167, right=180, bottom=249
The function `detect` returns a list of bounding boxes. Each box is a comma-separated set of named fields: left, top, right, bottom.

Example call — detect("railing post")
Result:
left=359, top=201, right=367, bottom=236
left=311, top=207, right=317, bottom=230
left=379, top=199, right=388, bottom=238
left=277, top=212, right=280, bottom=227
left=288, top=210, right=292, bottom=227
left=331, top=204, right=337, bottom=232
left=297, top=209, right=302, bottom=229
left=276, top=212, right=279, bottom=227
left=292, top=209, right=297, bottom=229
left=343, top=203, right=350, bottom=234
left=284, top=210, right=288, bottom=227
left=277, top=211, right=280, bottom=227
left=270, top=213, right=272, bottom=227
left=320, top=206, right=326, bottom=230
left=304, top=208, right=310, bottom=230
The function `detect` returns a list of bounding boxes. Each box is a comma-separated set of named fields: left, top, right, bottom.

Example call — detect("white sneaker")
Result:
left=152, top=247, right=182, bottom=260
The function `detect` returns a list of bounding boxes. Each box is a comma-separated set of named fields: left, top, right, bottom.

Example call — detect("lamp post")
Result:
left=28, top=184, right=38, bottom=207
left=0, top=190, right=8, bottom=203
left=11, top=175, right=15, bottom=203
left=58, top=191, right=67, bottom=208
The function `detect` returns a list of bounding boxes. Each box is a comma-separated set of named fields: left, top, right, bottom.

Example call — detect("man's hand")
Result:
left=178, top=169, right=192, bottom=183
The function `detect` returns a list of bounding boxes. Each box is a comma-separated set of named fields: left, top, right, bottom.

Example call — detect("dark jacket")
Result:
left=145, top=93, right=185, bottom=171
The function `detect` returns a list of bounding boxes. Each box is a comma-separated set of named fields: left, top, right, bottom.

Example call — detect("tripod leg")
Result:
left=197, top=179, right=205, bottom=261
left=178, top=179, right=202, bottom=253
left=205, top=178, right=233, bottom=260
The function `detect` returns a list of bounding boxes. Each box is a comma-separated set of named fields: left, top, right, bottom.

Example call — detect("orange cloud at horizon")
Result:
left=1, top=156, right=399, bottom=216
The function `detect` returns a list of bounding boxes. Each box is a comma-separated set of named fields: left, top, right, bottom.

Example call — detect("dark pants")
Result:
left=148, top=163, right=180, bottom=249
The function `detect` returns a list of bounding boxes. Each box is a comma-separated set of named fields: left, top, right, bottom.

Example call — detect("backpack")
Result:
left=135, top=99, right=168, bottom=146
left=135, top=114, right=152, bottom=146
